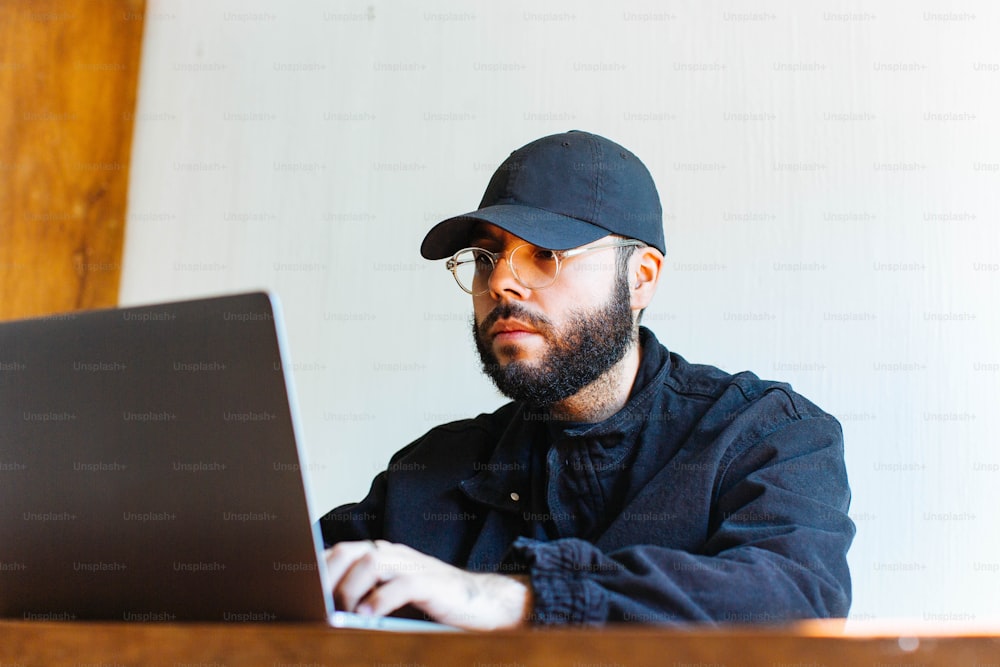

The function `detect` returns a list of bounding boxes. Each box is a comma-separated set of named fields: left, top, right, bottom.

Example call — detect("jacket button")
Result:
left=510, top=492, right=520, bottom=502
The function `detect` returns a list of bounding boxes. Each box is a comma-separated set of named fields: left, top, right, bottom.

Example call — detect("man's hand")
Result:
left=323, top=540, right=532, bottom=631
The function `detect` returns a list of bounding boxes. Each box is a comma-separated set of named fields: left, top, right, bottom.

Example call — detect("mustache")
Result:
left=477, top=303, right=553, bottom=337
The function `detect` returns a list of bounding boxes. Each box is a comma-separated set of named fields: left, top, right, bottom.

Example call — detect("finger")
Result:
left=358, top=575, right=424, bottom=618
left=323, top=541, right=377, bottom=599
left=333, top=553, right=384, bottom=612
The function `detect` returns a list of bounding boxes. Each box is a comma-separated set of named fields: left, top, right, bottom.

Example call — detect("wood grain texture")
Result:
left=2, top=620, right=1000, bottom=667
left=0, top=0, right=145, bottom=320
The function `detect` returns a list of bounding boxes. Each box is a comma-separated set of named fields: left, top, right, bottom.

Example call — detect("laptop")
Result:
left=0, top=291, right=452, bottom=631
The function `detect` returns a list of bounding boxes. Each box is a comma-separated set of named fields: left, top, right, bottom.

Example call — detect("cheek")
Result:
left=559, top=268, right=618, bottom=306
left=472, top=295, right=493, bottom=326
left=562, top=259, right=618, bottom=292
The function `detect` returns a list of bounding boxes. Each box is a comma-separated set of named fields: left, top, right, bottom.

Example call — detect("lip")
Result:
left=489, top=319, right=539, bottom=339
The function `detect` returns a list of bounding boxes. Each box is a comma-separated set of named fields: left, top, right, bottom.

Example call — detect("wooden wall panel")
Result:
left=0, top=0, right=145, bottom=320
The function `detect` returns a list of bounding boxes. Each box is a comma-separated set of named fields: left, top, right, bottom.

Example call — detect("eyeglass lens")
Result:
left=453, top=247, right=559, bottom=293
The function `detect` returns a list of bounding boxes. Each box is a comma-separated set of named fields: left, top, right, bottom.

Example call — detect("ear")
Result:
left=630, top=246, right=663, bottom=312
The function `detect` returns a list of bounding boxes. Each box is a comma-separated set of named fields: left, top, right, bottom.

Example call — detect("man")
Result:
left=320, top=130, right=854, bottom=630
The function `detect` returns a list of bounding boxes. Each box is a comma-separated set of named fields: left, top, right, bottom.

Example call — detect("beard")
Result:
left=472, top=274, right=636, bottom=408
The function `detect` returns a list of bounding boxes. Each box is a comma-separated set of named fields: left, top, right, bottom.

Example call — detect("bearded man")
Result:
left=320, top=131, right=854, bottom=630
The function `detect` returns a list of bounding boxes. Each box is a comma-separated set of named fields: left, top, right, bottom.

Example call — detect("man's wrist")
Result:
left=470, top=572, right=534, bottom=629
left=502, top=573, right=534, bottom=627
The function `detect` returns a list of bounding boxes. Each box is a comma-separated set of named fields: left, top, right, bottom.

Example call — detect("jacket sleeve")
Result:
left=507, top=415, right=855, bottom=624
left=318, top=471, right=387, bottom=547
left=319, top=431, right=438, bottom=547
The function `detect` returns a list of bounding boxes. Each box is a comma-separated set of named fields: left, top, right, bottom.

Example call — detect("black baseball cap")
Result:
left=420, top=130, right=665, bottom=260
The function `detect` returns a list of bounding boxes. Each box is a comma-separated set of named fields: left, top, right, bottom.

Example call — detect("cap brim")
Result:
left=420, top=204, right=612, bottom=260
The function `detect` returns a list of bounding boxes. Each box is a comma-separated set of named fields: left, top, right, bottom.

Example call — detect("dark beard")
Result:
left=472, top=274, right=635, bottom=408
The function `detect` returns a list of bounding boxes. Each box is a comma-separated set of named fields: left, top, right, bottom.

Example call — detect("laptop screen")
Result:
left=0, top=292, right=331, bottom=622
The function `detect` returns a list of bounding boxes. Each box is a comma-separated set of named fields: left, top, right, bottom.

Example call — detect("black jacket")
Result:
left=321, top=327, right=854, bottom=624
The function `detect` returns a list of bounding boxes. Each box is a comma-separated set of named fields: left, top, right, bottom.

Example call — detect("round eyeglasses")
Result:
left=445, top=239, right=646, bottom=295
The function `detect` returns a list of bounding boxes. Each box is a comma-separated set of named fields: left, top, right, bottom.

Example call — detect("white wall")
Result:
left=120, top=0, right=1000, bottom=622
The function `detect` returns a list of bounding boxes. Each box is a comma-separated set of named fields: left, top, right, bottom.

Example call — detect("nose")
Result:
left=486, top=252, right=528, bottom=301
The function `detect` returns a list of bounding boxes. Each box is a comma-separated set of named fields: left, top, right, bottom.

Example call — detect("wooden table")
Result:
left=3, top=619, right=1000, bottom=667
